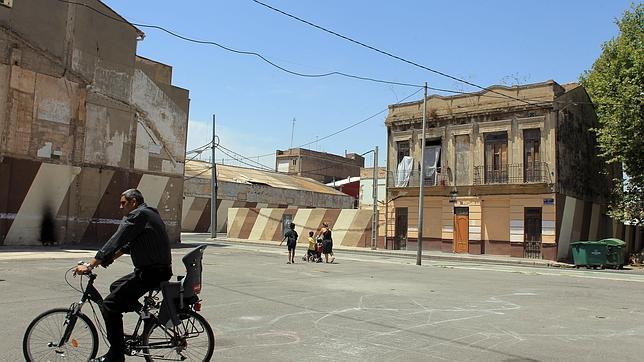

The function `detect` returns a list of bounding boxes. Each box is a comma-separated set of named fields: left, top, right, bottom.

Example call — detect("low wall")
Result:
left=227, top=208, right=375, bottom=247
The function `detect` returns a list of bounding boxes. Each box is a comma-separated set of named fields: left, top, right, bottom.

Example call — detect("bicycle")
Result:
left=22, top=245, right=215, bottom=361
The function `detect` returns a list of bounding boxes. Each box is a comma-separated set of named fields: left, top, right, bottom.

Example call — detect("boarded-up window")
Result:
left=455, top=135, right=470, bottom=185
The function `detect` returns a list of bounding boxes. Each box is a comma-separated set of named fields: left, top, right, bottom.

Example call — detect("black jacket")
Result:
left=95, top=203, right=172, bottom=269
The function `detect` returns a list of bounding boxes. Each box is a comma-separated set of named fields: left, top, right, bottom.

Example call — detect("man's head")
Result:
left=120, top=189, right=144, bottom=215
left=289, top=222, right=295, bottom=230
left=309, top=231, right=314, bottom=237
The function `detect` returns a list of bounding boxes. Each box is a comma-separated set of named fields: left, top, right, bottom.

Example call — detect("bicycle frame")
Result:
left=58, top=272, right=186, bottom=357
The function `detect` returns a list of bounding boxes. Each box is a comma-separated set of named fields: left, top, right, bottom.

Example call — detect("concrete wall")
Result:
left=227, top=208, right=376, bottom=248
left=0, top=1, right=188, bottom=245
left=182, top=177, right=355, bottom=233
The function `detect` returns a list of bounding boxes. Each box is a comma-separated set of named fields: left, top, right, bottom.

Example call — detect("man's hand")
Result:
left=74, top=263, right=93, bottom=275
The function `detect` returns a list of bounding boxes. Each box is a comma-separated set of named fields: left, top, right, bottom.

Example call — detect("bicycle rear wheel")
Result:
left=23, top=308, right=99, bottom=361
left=142, top=310, right=214, bottom=361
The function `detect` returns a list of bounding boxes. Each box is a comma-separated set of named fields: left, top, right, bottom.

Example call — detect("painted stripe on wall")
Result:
left=293, top=208, right=313, bottom=238
left=509, top=219, right=523, bottom=242
left=263, top=208, right=285, bottom=241
left=6, top=163, right=81, bottom=245
left=137, top=174, right=170, bottom=208
left=227, top=207, right=247, bottom=238
left=558, top=196, right=578, bottom=259
left=589, top=203, right=601, bottom=240
left=249, top=208, right=273, bottom=241
left=542, top=220, right=556, bottom=236
left=343, top=209, right=372, bottom=247
left=216, top=199, right=235, bottom=233
left=330, top=209, right=358, bottom=245
left=182, top=197, right=195, bottom=227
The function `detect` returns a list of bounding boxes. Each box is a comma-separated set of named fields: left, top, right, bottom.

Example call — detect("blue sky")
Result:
left=104, top=0, right=635, bottom=170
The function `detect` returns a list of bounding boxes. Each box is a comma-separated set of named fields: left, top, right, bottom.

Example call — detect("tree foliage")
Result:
left=580, top=3, right=644, bottom=224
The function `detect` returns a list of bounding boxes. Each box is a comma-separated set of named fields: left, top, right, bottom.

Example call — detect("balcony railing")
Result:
left=388, top=168, right=450, bottom=188
left=473, top=162, right=551, bottom=185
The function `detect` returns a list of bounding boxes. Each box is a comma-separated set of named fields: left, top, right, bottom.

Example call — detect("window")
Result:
left=523, top=129, right=541, bottom=182
left=484, top=132, right=508, bottom=183
left=423, top=139, right=441, bottom=185
left=396, top=140, right=410, bottom=164
left=292, top=158, right=297, bottom=165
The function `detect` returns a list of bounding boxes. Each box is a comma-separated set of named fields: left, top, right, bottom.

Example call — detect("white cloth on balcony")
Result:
left=424, top=145, right=441, bottom=185
left=395, top=156, right=413, bottom=187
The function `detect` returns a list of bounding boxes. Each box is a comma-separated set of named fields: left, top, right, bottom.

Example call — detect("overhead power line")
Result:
left=250, top=0, right=547, bottom=106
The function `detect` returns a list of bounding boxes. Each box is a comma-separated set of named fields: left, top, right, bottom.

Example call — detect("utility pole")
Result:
left=290, top=118, right=296, bottom=149
left=371, top=146, right=379, bottom=250
left=211, top=114, right=218, bottom=239
left=416, top=83, right=427, bottom=265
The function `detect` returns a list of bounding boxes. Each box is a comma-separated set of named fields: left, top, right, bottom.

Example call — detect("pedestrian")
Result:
left=280, top=222, right=298, bottom=264
left=40, top=206, right=57, bottom=246
left=304, top=231, right=317, bottom=262
left=318, top=222, right=335, bottom=263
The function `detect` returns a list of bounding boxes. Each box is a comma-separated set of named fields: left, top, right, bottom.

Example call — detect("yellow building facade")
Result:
left=384, top=81, right=616, bottom=261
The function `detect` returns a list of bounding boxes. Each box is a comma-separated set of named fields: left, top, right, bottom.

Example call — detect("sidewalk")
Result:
left=180, top=233, right=573, bottom=269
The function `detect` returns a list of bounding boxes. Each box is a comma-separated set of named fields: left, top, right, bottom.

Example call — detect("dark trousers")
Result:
left=101, top=266, right=171, bottom=361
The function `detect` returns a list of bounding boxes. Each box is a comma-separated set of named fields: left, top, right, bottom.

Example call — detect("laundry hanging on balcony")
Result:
left=395, top=156, right=413, bottom=187
left=423, top=145, right=441, bottom=185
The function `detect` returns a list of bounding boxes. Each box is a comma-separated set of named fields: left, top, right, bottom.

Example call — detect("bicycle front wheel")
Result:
left=142, top=310, right=214, bottom=361
left=23, top=308, right=99, bottom=361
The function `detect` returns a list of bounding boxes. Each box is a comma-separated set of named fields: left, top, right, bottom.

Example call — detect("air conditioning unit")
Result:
left=0, top=0, right=13, bottom=8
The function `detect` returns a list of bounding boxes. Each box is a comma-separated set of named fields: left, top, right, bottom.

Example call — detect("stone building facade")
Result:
left=0, top=0, right=189, bottom=245
left=385, top=81, right=621, bottom=261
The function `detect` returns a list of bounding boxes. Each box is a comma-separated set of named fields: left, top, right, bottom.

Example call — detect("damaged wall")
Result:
left=0, top=0, right=188, bottom=245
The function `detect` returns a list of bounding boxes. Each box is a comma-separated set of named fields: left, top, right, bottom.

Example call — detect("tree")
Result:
left=580, top=4, right=644, bottom=225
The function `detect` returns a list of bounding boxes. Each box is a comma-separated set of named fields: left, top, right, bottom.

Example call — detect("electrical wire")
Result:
left=250, top=0, right=544, bottom=106
left=216, top=144, right=274, bottom=170
left=216, top=146, right=274, bottom=171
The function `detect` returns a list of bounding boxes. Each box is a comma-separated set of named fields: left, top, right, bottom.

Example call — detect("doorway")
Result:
left=454, top=207, right=469, bottom=253
left=524, top=207, right=542, bottom=258
left=394, top=207, right=408, bottom=250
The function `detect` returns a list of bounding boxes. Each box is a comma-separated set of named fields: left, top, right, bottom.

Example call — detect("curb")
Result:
left=197, top=237, right=574, bottom=269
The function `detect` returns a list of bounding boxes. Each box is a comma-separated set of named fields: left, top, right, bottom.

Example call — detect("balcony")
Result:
left=388, top=168, right=450, bottom=188
left=474, top=162, right=551, bottom=185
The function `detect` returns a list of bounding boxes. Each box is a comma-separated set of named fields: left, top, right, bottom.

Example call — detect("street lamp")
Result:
left=361, top=147, right=379, bottom=250
left=449, top=189, right=458, bottom=203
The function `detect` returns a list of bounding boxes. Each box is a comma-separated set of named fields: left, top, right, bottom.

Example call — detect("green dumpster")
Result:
left=571, top=241, right=608, bottom=269
left=600, top=238, right=627, bottom=269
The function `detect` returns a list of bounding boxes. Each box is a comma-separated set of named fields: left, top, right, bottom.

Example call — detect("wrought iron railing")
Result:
left=388, top=168, right=450, bottom=188
left=473, top=162, right=551, bottom=185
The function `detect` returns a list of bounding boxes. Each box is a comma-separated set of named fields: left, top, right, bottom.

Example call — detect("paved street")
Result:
left=3, top=241, right=644, bottom=361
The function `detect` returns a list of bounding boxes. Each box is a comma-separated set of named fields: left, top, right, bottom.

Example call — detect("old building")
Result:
left=0, top=0, right=188, bottom=245
left=183, top=160, right=354, bottom=233
left=275, top=148, right=364, bottom=184
left=385, top=81, right=621, bottom=261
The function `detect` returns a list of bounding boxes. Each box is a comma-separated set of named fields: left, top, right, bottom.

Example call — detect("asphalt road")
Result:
left=2, top=241, right=644, bottom=361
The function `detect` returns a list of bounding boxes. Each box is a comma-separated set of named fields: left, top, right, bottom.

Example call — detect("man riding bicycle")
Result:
left=75, top=189, right=173, bottom=362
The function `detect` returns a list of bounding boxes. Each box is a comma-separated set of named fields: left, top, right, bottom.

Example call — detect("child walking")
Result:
left=280, top=222, right=298, bottom=264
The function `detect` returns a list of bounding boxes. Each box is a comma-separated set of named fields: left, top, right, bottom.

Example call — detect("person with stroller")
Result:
left=318, top=222, right=335, bottom=263
left=303, top=231, right=318, bottom=262
left=280, top=222, right=298, bottom=264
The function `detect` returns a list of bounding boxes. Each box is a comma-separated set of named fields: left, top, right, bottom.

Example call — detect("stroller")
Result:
left=303, top=239, right=324, bottom=263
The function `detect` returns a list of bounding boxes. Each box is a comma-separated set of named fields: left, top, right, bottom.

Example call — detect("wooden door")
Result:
left=454, top=207, right=469, bottom=253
